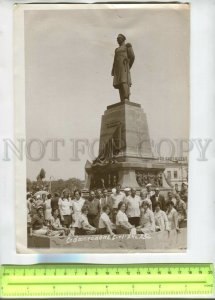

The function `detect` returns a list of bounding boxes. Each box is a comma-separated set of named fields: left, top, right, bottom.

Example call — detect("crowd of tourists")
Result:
left=27, top=182, right=188, bottom=238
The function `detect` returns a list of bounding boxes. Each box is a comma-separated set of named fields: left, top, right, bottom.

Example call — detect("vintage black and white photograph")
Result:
left=15, top=3, right=189, bottom=252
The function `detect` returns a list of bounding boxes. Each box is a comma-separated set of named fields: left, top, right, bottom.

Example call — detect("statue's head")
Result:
left=117, top=34, right=126, bottom=45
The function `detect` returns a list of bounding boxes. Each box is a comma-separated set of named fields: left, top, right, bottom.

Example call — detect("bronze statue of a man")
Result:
left=111, top=34, right=135, bottom=102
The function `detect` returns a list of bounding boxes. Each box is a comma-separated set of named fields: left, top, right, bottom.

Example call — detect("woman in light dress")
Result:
left=71, top=189, right=86, bottom=229
left=137, top=201, right=155, bottom=234
left=115, top=201, right=134, bottom=234
left=154, top=202, right=169, bottom=232
left=98, top=205, right=115, bottom=237
left=43, top=194, right=52, bottom=222
left=58, top=190, right=73, bottom=228
left=76, top=206, right=97, bottom=235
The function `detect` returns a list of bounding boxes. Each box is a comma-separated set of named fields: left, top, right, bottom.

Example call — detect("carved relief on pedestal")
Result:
left=135, top=170, right=163, bottom=188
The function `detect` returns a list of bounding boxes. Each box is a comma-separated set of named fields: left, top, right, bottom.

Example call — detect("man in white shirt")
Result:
left=125, top=188, right=141, bottom=227
left=110, top=184, right=126, bottom=208
left=110, top=184, right=126, bottom=223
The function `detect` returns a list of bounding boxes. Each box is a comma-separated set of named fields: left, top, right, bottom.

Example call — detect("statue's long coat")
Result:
left=112, top=43, right=135, bottom=89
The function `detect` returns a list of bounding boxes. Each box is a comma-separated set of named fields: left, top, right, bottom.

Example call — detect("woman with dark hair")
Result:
left=115, top=201, right=134, bottom=234
left=166, top=200, right=180, bottom=232
left=30, top=206, right=49, bottom=236
left=98, top=205, right=115, bottom=237
left=76, top=206, right=96, bottom=235
left=137, top=201, right=155, bottom=234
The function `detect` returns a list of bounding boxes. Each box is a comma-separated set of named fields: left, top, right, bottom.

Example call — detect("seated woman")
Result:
left=98, top=205, right=115, bottom=237
left=137, top=201, right=155, bottom=234
left=30, top=206, right=49, bottom=236
left=75, top=206, right=97, bottom=235
left=116, top=201, right=134, bottom=234
left=50, top=208, right=67, bottom=236
left=154, top=202, right=169, bottom=232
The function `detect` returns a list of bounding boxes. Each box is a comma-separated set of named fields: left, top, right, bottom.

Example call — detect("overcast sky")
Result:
left=25, top=4, right=189, bottom=181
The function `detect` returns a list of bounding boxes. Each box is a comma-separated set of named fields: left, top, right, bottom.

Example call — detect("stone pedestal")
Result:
left=99, top=100, right=153, bottom=160
left=85, top=101, right=166, bottom=190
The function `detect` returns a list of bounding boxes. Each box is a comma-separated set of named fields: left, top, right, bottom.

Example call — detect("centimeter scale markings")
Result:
left=0, top=264, right=214, bottom=297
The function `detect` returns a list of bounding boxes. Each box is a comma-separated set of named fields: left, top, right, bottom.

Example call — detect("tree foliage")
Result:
left=28, top=177, right=84, bottom=196
left=37, top=168, right=46, bottom=181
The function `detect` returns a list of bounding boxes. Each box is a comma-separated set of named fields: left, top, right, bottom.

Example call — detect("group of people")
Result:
left=27, top=182, right=188, bottom=238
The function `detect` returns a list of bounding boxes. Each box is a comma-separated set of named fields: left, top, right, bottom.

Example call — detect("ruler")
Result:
left=0, top=264, right=213, bottom=297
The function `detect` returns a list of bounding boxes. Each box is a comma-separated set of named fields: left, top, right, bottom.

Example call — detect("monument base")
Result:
left=85, top=159, right=166, bottom=190
left=85, top=101, right=167, bottom=190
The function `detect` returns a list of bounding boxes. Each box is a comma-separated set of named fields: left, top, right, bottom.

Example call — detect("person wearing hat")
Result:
left=124, top=187, right=131, bottom=198
left=145, top=183, right=155, bottom=199
left=151, top=188, right=166, bottom=212
left=111, top=34, right=135, bottom=102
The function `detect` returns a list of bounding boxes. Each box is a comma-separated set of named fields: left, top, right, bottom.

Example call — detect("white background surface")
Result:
left=0, top=0, right=215, bottom=296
